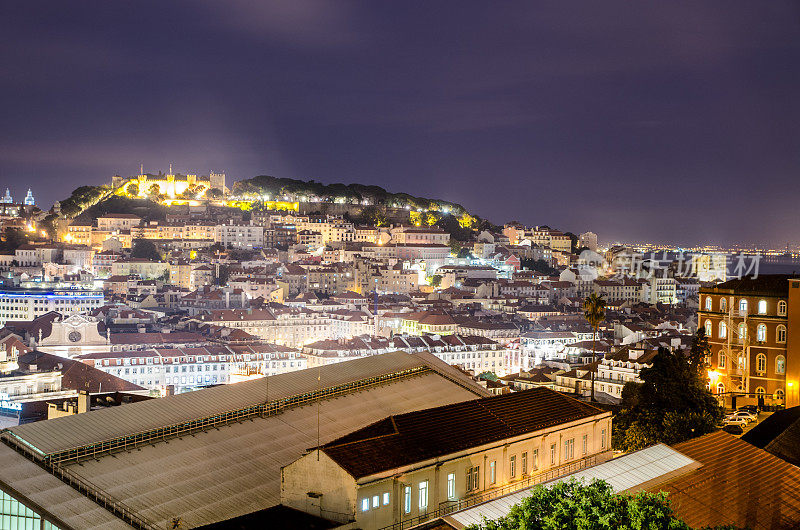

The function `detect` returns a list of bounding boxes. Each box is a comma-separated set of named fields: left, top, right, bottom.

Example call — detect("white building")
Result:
left=215, top=222, right=265, bottom=249
left=76, top=344, right=306, bottom=394
left=0, top=287, right=105, bottom=326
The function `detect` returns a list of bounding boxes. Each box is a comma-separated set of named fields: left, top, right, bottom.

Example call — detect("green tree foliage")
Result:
left=520, top=258, right=558, bottom=276
left=178, top=184, right=203, bottom=200
left=0, top=228, right=31, bottom=252
left=612, top=330, right=723, bottom=452
left=232, top=175, right=467, bottom=214
left=217, top=264, right=231, bottom=286
left=357, top=205, right=388, bottom=227
left=206, top=188, right=223, bottom=200
left=130, top=239, right=162, bottom=262
left=59, top=186, right=111, bottom=217
left=466, top=478, right=690, bottom=530
left=583, top=293, right=607, bottom=402
left=428, top=274, right=442, bottom=288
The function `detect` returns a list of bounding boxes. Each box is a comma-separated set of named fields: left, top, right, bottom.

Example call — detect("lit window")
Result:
left=777, top=325, right=787, bottom=343
left=361, top=498, right=369, bottom=512
left=778, top=301, right=787, bottom=316
left=466, top=466, right=480, bottom=492
left=418, top=481, right=428, bottom=511
left=564, top=438, right=574, bottom=460
left=738, top=323, right=747, bottom=341
left=705, top=297, right=712, bottom=311
left=776, top=355, right=786, bottom=374
left=720, top=298, right=727, bottom=312
left=739, top=299, right=748, bottom=313
left=757, top=324, right=767, bottom=342
left=758, top=300, right=767, bottom=314
left=447, top=473, right=456, bottom=499
left=756, top=353, right=766, bottom=373
left=704, top=320, right=712, bottom=337
left=489, top=461, right=496, bottom=484
left=717, top=382, right=725, bottom=394
left=383, top=492, right=390, bottom=505
left=404, top=486, right=411, bottom=514
left=719, top=321, right=727, bottom=339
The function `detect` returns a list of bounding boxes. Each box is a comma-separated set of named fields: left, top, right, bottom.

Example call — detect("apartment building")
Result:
left=698, top=275, right=800, bottom=407
left=281, top=389, right=612, bottom=529
left=215, top=222, right=265, bottom=249
left=76, top=344, right=306, bottom=393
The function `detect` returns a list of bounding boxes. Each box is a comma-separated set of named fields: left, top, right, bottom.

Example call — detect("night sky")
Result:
left=2, top=2, right=800, bottom=247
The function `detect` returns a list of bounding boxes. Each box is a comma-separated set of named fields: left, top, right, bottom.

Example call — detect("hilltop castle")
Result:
left=112, top=165, right=227, bottom=199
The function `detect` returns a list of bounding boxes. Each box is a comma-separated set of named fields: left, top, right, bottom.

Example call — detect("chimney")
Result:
left=164, top=385, right=175, bottom=397
left=77, top=390, right=90, bottom=414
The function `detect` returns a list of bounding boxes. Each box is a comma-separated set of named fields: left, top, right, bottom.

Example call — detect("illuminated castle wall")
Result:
left=113, top=169, right=226, bottom=198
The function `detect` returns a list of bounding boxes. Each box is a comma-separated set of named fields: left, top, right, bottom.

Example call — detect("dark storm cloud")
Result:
left=1, top=2, right=799, bottom=246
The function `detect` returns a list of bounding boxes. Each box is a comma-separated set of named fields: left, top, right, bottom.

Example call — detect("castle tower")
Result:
left=2, top=189, right=12, bottom=204
left=23, top=189, right=34, bottom=206
left=210, top=171, right=226, bottom=194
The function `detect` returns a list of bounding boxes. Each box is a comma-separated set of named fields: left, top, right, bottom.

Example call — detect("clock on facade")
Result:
left=68, top=331, right=82, bottom=343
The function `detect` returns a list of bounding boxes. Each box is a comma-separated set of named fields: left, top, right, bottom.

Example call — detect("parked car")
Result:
left=722, top=424, right=744, bottom=435
left=726, top=411, right=757, bottom=423
left=723, top=417, right=747, bottom=428
left=738, top=405, right=758, bottom=414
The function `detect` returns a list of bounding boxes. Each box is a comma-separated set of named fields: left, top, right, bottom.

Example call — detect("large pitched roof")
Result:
left=0, top=351, right=489, bottom=529
left=741, top=406, right=800, bottom=468
left=320, top=388, right=607, bottom=479
left=656, top=431, right=800, bottom=529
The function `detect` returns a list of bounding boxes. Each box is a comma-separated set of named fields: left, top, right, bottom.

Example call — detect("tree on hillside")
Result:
left=612, top=331, right=723, bottom=452
left=131, top=239, right=162, bottom=262
left=583, top=293, right=606, bottom=402
left=466, top=478, right=691, bottom=530
left=428, top=274, right=442, bottom=288
left=521, top=258, right=558, bottom=276
left=0, top=228, right=30, bottom=252
left=126, top=182, right=139, bottom=196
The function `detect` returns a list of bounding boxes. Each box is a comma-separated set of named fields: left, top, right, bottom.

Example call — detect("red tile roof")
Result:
left=654, top=431, right=800, bottom=529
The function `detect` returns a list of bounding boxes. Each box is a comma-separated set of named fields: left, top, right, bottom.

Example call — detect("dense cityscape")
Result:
left=3, top=3, right=800, bottom=530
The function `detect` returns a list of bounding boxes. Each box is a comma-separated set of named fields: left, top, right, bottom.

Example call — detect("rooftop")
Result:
left=320, top=388, right=607, bottom=479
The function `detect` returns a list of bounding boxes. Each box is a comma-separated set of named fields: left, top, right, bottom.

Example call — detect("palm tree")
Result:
left=583, top=293, right=607, bottom=402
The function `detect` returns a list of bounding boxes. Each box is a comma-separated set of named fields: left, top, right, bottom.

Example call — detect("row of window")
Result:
left=363, top=431, right=607, bottom=516
left=711, top=382, right=785, bottom=401
left=704, top=296, right=786, bottom=316
left=716, top=350, right=785, bottom=374
left=705, top=320, right=786, bottom=343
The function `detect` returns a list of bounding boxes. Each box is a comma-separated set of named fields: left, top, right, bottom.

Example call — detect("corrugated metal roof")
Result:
left=446, top=444, right=697, bottom=528
left=1, top=352, right=489, bottom=529
left=61, top=372, right=482, bottom=528
left=8, top=350, right=440, bottom=454
left=0, top=444, right=132, bottom=530
left=658, top=431, right=800, bottom=530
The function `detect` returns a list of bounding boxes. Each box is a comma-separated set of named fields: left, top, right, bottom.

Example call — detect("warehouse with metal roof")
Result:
left=0, top=351, right=490, bottom=529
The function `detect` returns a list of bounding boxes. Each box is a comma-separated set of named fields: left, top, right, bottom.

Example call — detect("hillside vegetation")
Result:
left=233, top=175, right=468, bottom=214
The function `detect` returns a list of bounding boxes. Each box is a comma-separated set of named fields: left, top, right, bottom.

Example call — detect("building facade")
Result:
left=698, top=275, right=798, bottom=407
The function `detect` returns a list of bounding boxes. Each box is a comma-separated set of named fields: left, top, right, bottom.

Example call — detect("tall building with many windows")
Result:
left=698, top=275, right=799, bottom=408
